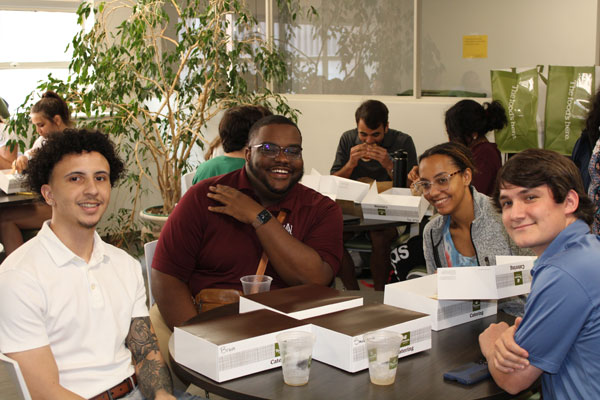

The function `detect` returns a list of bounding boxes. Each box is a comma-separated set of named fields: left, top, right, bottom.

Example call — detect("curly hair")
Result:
left=26, top=128, right=125, bottom=195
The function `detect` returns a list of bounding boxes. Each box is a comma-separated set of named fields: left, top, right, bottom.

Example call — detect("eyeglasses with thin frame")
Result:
left=250, top=143, right=303, bottom=160
left=412, top=170, right=462, bottom=195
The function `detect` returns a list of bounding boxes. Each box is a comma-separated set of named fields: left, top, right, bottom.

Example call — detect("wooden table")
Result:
left=0, top=192, right=36, bottom=208
left=169, top=291, right=529, bottom=400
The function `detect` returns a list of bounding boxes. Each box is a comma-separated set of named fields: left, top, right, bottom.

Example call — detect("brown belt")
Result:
left=89, top=374, right=137, bottom=400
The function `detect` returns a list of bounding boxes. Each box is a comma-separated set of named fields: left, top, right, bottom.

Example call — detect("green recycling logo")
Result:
left=514, top=271, right=523, bottom=286
left=401, top=332, right=411, bottom=347
left=274, top=342, right=280, bottom=357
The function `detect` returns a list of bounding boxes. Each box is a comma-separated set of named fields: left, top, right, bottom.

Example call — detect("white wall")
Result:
left=421, top=0, right=599, bottom=95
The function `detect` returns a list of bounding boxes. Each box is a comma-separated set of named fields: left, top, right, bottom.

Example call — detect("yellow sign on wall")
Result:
left=463, top=35, right=488, bottom=58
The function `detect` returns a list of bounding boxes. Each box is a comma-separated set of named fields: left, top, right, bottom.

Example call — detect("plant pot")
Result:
left=139, top=205, right=169, bottom=241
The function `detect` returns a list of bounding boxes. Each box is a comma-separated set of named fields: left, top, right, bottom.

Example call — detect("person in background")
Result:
left=572, top=89, right=600, bottom=193
left=479, top=149, right=600, bottom=399
left=0, top=97, right=17, bottom=169
left=407, top=100, right=506, bottom=196
left=192, top=105, right=272, bottom=184
left=415, top=142, right=527, bottom=315
left=0, top=91, right=71, bottom=255
left=0, top=129, right=204, bottom=400
left=331, top=99, right=417, bottom=181
left=444, top=99, right=505, bottom=195
left=331, top=100, right=417, bottom=290
left=573, top=89, right=600, bottom=234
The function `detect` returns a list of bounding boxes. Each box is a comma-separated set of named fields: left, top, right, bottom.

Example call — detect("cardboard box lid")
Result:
left=387, top=274, right=438, bottom=298
left=437, top=257, right=536, bottom=300
left=300, top=169, right=369, bottom=202
left=178, top=309, right=306, bottom=345
left=242, top=284, right=362, bottom=313
left=305, top=303, right=428, bottom=336
left=362, top=185, right=425, bottom=207
left=0, top=169, right=28, bottom=194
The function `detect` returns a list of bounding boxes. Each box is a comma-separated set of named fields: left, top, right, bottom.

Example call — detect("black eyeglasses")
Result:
left=250, top=143, right=303, bottom=159
left=412, top=170, right=462, bottom=195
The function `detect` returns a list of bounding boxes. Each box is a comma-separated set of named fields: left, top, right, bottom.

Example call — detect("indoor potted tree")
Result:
left=9, top=0, right=299, bottom=241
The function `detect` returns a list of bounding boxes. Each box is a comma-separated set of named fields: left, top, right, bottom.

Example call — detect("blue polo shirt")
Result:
left=515, top=219, right=600, bottom=399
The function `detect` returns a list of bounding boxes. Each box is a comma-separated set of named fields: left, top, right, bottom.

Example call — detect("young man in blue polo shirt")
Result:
left=479, top=148, right=600, bottom=399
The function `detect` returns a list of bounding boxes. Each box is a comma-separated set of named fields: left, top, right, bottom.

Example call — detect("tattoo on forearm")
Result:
left=126, top=317, right=173, bottom=399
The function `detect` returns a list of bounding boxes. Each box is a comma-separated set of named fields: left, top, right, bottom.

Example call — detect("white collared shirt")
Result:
left=0, top=221, right=149, bottom=398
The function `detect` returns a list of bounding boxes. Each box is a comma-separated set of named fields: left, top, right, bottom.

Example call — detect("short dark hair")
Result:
left=247, top=115, right=301, bottom=143
left=26, top=128, right=125, bottom=195
left=445, top=100, right=507, bottom=146
left=493, top=148, right=594, bottom=225
left=31, top=91, right=71, bottom=126
left=418, top=141, right=476, bottom=173
left=219, top=105, right=272, bottom=153
left=355, top=100, right=388, bottom=130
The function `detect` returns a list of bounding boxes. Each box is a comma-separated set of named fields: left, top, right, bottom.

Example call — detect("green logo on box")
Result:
left=274, top=343, right=280, bottom=357
left=514, top=271, right=523, bottom=286
left=401, top=332, right=411, bottom=347
left=368, top=348, right=377, bottom=362
left=473, top=300, right=481, bottom=311
left=377, top=208, right=387, bottom=216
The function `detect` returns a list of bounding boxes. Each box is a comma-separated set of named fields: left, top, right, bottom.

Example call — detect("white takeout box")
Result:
left=437, top=256, right=536, bottom=300
left=173, top=309, right=312, bottom=382
left=239, top=284, right=363, bottom=319
left=0, top=170, right=28, bottom=194
left=306, top=304, right=431, bottom=372
left=300, top=169, right=369, bottom=202
left=361, top=184, right=429, bottom=222
left=384, top=274, right=497, bottom=331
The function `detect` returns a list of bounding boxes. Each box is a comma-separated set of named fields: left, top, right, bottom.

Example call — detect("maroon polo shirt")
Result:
left=153, top=168, right=343, bottom=294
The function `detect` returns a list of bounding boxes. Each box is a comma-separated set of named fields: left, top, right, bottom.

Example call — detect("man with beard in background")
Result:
left=152, top=115, right=343, bottom=329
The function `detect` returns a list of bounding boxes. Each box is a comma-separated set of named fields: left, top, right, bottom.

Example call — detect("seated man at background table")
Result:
left=192, top=105, right=271, bottom=184
left=153, top=115, right=343, bottom=330
left=0, top=129, right=202, bottom=400
left=479, top=149, right=600, bottom=398
left=330, top=99, right=418, bottom=290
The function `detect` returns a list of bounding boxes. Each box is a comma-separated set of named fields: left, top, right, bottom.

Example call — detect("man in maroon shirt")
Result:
left=152, top=115, right=343, bottom=330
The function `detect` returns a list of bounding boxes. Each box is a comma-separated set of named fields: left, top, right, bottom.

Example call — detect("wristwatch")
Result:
left=252, top=209, right=272, bottom=229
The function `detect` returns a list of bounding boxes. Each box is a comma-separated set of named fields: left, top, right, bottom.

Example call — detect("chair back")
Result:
left=0, top=353, right=32, bottom=400
left=144, top=240, right=158, bottom=306
left=181, top=171, right=195, bottom=197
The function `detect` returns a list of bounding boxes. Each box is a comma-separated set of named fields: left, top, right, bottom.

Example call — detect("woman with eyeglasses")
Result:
left=414, top=142, right=519, bottom=275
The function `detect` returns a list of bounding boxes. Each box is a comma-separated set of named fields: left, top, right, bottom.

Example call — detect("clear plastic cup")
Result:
left=240, top=275, right=273, bottom=295
left=364, top=330, right=402, bottom=385
left=276, top=331, right=316, bottom=386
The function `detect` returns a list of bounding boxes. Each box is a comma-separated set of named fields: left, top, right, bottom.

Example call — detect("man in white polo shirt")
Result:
left=0, top=129, right=202, bottom=400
